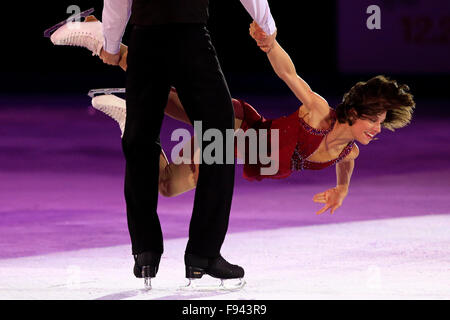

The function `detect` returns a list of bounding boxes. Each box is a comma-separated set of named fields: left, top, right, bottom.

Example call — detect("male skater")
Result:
left=101, top=0, right=277, bottom=289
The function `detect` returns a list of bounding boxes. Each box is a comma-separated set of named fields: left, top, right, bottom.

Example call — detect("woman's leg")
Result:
left=158, top=138, right=200, bottom=197
left=83, top=17, right=244, bottom=197
left=158, top=99, right=244, bottom=197
left=55, top=16, right=247, bottom=197
left=116, top=50, right=245, bottom=198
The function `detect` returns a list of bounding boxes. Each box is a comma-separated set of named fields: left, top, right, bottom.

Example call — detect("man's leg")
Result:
left=171, top=25, right=236, bottom=258
left=123, top=26, right=171, bottom=256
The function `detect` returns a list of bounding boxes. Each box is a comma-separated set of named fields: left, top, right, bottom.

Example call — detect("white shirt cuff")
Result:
left=264, top=18, right=277, bottom=36
left=103, top=39, right=121, bottom=55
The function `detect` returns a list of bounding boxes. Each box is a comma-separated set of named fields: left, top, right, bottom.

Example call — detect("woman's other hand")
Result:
left=313, top=186, right=348, bottom=215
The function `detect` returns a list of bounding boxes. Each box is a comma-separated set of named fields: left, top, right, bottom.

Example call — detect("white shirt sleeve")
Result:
left=102, top=0, right=133, bottom=54
left=239, top=0, right=276, bottom=35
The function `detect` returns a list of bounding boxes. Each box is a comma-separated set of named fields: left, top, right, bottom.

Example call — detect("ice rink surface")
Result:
left=1, top=97, right=449, bottom=300
left=1, top=214, right=449, bottom=300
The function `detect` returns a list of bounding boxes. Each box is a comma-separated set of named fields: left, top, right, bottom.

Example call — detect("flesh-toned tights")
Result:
left=158, top=89, right=243, bottom=197
left=89, top=13, right=245, bottom=198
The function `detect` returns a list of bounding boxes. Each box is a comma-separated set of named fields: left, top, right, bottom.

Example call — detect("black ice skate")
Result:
left=182, top=253, right=246, bottom=291
left=133, top=251, right=161, bottom=290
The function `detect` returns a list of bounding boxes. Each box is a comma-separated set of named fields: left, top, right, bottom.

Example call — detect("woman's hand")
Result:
left=249, top=21, right=276, bottom=53
left=313, top=186, right=348, bottom=215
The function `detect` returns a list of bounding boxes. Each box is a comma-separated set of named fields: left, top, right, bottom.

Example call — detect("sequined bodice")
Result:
left=240, top=104, right=355, bottom=182
left=291, top=110, right=355, bottom=171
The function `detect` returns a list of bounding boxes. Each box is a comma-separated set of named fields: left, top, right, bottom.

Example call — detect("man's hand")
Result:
left=313, top=186, right=348, bottom=215
left=249, top=21, right=277, bottom=53
left=100, top=48, right=120, bottom=66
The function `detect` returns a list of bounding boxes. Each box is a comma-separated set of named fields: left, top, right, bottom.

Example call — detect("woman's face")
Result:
left=350, top=111, right=387, bottom=145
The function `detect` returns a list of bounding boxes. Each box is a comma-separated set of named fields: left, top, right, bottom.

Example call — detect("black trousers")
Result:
left=123, top=24, right=236, bottom=258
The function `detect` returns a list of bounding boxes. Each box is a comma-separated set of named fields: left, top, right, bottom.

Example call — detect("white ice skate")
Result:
left=90, top=91, right=126, bottom=137
left=48, top=13, right=103, bottom=56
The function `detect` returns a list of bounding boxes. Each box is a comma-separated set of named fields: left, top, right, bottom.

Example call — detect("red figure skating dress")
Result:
left=233, top=99, right=355, bottom=182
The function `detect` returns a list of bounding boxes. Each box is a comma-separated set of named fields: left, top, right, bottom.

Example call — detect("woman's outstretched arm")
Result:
left=249, top=22, right=329, bottom=115
left=312, top=145, right=359, bottom=215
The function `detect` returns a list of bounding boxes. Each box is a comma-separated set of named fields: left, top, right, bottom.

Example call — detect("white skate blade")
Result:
left=91, top=94, right=126, bottom=137
left=43, top=8, right=95, bottom=38
left=179, top=277, right=246, bottom=292
left=88, top=88, right=126, bottom=98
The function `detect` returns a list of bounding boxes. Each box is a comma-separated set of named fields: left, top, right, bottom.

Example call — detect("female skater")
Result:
left=50, top=16, right=415, bottom=215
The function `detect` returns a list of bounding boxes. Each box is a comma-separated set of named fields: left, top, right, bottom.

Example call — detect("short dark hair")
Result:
left=336, top=75, right=416, bottom=131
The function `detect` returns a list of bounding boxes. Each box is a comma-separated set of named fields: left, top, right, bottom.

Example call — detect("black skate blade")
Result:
left=88, top=88, right=126, bottom=98
left=43, top=7, right=95, bottom=38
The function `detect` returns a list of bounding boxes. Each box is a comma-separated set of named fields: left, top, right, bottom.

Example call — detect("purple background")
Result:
left=338, top=0, right=450, bottom=73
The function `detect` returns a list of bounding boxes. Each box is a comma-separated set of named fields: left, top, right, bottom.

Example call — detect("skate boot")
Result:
left=182, top=253, right=246, bottom=291
left=90, top=91, right=126, bottom=137
left=133, top=251, right=161, bottom=290
left=49, top=15, right=103, bottom=56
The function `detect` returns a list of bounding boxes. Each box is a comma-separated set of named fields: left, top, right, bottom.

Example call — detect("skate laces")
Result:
left=62, top=32, right=102, bottom=56
left=95, top=102, right=124, bottom=123
left=92, top=97, right=126, bottom=137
